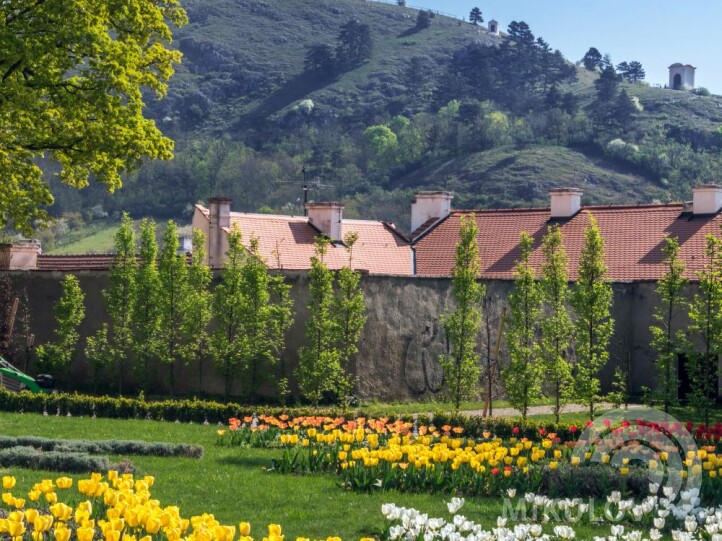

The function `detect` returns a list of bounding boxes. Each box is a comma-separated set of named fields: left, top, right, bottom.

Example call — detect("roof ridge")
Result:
left=451, top=202, right=685, bottom=214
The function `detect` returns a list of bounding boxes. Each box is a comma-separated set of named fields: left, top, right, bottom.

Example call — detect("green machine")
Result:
left=0, top=358, right=54, bottom=394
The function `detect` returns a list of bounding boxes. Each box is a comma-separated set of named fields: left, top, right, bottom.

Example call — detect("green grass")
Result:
left=49, top=224, right=119, bottom=254
left=358, top=398, right=554, bottom=416
left=0, top=411, right=617, bottom=539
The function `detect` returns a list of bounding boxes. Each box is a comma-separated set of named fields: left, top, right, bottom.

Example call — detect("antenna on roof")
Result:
left=273, top=165, right=335, bottom=216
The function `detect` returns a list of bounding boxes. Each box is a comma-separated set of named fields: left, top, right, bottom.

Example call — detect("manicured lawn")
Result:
left=0, top=411, right=616, bottom=539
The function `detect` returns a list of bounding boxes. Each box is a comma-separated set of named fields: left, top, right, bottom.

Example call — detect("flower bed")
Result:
left=219, top=415, right=722, bottom=503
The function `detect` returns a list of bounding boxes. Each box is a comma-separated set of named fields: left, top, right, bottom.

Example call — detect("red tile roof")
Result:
left=413, top=204, right=722, bottom=282
left=37, top=254, right=115, bottom=271
left=227, top=213, right=411, bottom=275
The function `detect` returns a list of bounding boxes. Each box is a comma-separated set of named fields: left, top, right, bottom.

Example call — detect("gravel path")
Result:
left=460, top=402, right=627, bottom=418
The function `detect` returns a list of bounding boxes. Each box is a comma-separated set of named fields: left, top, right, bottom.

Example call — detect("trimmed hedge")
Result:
left=0, top=436, right=203, bottom=459
left=0, top=445, right=131, bottom=474
left=0, top=389, right=586, bottom=441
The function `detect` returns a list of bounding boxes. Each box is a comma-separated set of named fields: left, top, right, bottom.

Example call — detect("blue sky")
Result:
left=407, top=1, right=722, bottom=94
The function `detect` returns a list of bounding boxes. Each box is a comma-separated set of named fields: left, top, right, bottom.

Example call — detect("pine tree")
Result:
left=469, top=7, right=483, bottom=25
left=157, top=220, right=188, bottom=396
left=571, top=214, right=614, bottom=420
left=37, top=274, right=85, bottom=389
left=132, top=218, right=161, bottom=391
left=297, top=237, right=339, bottom=406
left=333, top=232, right=367, bottom=410
left=184, top=228, right=213, bottom=394
left=503, top=232, right=543, bottom=420
left=539, top=225, right=573, bottom=422
left=106, top=213, right=136, bottom=395
left=686, top=234, right=722, bottom=426
left=647, top=237, right=687, bottom=413
left=440, top=215, right=484, bottom=412
left=211, top=226, right=247, bottom=399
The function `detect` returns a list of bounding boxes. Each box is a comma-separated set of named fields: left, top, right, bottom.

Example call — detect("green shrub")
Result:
left=539, top=463, right=648, bottom=498
left=0, top=435, right=202, bottom=458
left=0, top=446, right=127, bottom=474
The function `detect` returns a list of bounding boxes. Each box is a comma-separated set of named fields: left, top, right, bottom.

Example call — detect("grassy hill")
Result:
left=39, top=0, right=722, bottom=248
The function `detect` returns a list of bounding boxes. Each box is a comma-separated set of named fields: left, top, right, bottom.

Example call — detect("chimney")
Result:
left=208, top=197, right=231, bottom=268
left=0, top=241, right=41, bottom=270
left=692, top=184, right=722, bottom=215
left=410, top=191, right=453, bottom=234
left=306, top=202, right=344, bottom=241
left=549, top=188, right=582, bottom=218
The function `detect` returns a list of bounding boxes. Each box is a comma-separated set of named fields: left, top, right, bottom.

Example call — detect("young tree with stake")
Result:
left=440, top=215, right=484, bottom=412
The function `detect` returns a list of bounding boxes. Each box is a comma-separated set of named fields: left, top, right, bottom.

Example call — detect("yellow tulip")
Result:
left=50, top=503, right=73, bottom=522
left=8, top=520, right=25, bottom=537
left=25, top=509, right=39, bottom=524
left=2, top=477, right=16, bottom=490
left=145, top=517, right=162, bottom=535
left=45, top=493, right=57, bottom=505
left=239, top=522, right=251, bottom=536
left=104, top=530, right=121, bottom=541
left=77, top=527, right=95, bottom=541
left=54, top=526, right=71, bottom=541
left=55, top=478, right=73, bottom=490
left=268, top=524, right=282, bottom=536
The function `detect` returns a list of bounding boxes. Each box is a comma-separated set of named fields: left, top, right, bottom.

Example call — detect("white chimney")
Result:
left=0, top=241, right=41, bottom=270
left=208, top=197, right=231, bottom=268
left=306, top=202, right=344, bottom=241
left=692, top=184, right=722, bottom=215
left=410, top=191, right=453, bottom=234
left=549, top=188, right=582, bottom=218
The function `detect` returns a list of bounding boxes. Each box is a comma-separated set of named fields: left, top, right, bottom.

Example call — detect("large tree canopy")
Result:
left=0, top=0, right=187, bottom=235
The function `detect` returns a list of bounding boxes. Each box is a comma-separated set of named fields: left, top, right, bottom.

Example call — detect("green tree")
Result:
left=617, top=60, right=645, bottom=83
left=304, top=44, right=336, bottom=76
left=469, top=7, right=483, bottom=25
left=37, top=274, right=85, bottom=388
left=647, top=237, right=687, bottom=413
left=440, top=215, right=484, bottom=412
left=238, top=237, right=278, bottom=401
left=363, top=125, right=399, bottom=171
left=106, top=213, right=137, bottom=395
left=157, top=220, right=188, bottom=396
left=269, top=269, right=295, bottom=405
left=539, top=225, right=573, bottom=423
left=332, top=233, right=367, bottom=410
left=211, top=227, right=247, bottom=399
left=581, top=47, right=603, bottom=71
left=85, top=324, right=114, bottom=394
left=595, top=64, right=621, bottom=102
left=297, top=237, right=339, bottom=406
left=184, top=229, right=213, bottom=394
left=335, top=20, right=372, bottom=69
left=503, top=232, right=543, bottom=420
left=571, top=214, right=614, bottom=420
left=686, top=234, right=722, bottom=426
left=132, top=219, right=161, bottom=391
left=415, top=10, right=432, bottom=29
left=0, top=0, right=187, bottom=235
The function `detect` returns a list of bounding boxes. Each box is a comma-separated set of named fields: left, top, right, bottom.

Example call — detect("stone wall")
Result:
left=0, top=270, right=702, bottom=401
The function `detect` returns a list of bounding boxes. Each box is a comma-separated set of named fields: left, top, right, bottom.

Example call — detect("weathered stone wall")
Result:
left=0, top=270, right=702, bottom=401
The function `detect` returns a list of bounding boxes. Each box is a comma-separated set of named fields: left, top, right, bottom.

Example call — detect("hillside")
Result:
left=39, top=0, right=722, bottom=246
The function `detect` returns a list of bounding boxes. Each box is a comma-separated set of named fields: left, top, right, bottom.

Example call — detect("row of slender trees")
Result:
left=39, top=216, right=366, bottom=404
left=442, top=214, right=722, bottom=422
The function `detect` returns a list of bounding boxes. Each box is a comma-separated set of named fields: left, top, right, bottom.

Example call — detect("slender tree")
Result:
left=571, top=214, right=614, bottom=420
left=238, top=236, right=277, bottom=401
left=333, top=232, right=367, bottom=410
left=647, top=237, right=687, bottom=413
left=440, top=215, right=484, bottom=412
left=106, top=213, right=137, bottom=395
left=297, top=237, right=339, bottom=406
left=85, top=324, right=114, bottom=394
left=132, top=218, right=161, bottom=391
left=184, top=229, right=213, bottom=394
left=211, top=227, right=247, bottom=399
left=503, top=232, right=543, bottom=420
left=539, top=225, right=573, bottom=422
left=37, top=275, right=85, bottom=388
left=157, top=220, right=188, bottom=396
left=581, top=47, right=603, bottom=71
left=686, top=234, right=722, bottom=426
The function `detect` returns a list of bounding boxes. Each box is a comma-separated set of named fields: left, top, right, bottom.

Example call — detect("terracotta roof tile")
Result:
left=414, top=204, right=722, bottom=282
left=227, top=213, right=411, bottom=275
left=37, top=254, right=115, bottom=271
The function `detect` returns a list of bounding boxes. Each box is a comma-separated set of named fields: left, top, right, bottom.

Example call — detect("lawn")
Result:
left=0, top=411, right=618, bottom=540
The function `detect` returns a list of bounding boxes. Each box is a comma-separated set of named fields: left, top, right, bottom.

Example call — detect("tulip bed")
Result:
left=219, top=415, right=722, bottom=504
